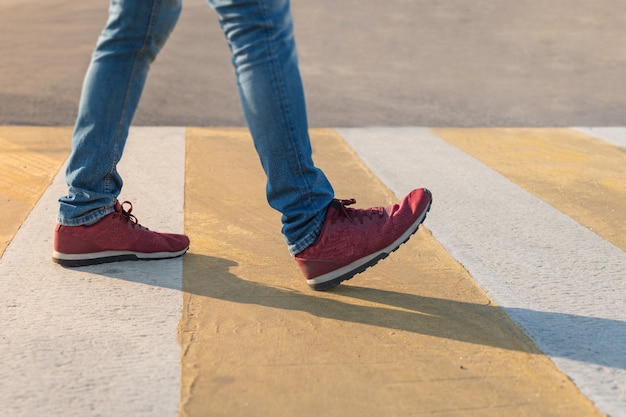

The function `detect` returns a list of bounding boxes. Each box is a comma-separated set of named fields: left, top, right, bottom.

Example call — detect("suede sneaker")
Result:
left=53, top=200, right=189, bottom=267
left=295, top=188, right=432, bottom=291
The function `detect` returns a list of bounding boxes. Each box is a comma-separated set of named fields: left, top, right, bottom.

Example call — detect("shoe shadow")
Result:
left=179, top=253, right=626, bottom=371
left=88, top=253, right=626, bottom=371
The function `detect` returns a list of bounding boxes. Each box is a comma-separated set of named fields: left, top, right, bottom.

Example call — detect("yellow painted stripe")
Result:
left=181, top=128, right=601, bottom=416
left=432, top=128, right=626, bottom=252
left=0, top=127, right=71, bottom=255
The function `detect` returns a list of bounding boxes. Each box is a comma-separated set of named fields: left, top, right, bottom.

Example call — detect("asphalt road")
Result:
left=2, top=0, right=626, bottom=127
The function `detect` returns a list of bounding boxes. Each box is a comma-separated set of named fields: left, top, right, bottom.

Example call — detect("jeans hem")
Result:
left=287, top=208, right=328, bottom=256
left=57, top=206, right=115, bottom=227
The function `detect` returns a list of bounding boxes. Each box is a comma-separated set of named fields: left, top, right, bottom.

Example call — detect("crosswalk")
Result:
left=340, top=127, right=626, bottom=416
left=0, top=126, right=624, bottom=417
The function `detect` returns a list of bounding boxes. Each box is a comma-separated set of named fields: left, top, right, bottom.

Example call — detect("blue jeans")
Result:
left=58, top=0, right=334, bottom=254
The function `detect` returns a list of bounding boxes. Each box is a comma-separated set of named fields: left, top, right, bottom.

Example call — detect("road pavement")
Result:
left=1, top=1, right=625, bottom=416
left=2, top=0, right=626, bottom=127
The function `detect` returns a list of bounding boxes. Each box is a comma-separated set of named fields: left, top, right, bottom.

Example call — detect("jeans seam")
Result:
left=261, top=2, right=315, bottom=212
left=258, top=1, right=332, bottom=254
left=104, top=0, right=160, bottom=195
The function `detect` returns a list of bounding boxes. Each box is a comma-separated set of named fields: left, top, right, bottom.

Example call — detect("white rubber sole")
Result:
left=52, top=247, right=189, bottom=267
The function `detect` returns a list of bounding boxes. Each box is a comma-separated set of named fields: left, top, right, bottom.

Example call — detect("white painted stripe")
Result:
left=337, top=127, right=626, bottom=417
left=575, top=127, right=626, bottom=148
left=0, top=127, right=185, bottom=417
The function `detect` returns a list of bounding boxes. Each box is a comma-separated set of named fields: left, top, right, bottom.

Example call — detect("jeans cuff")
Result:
left=57, top=206, right=114, bottom=227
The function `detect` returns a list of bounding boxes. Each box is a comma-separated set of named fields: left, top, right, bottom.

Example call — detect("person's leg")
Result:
left=58, top=0, right=182, bottom=226
left=208, top=0, right=433, bottom=290
left=53, top=0, right=188, bottom=266
left=207, top=0, right=335, bottom=255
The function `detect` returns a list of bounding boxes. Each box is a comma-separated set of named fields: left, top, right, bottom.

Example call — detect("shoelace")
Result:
left=117, top=201, right=148, bottom=229
left=331, top=199, right=385, bottom=225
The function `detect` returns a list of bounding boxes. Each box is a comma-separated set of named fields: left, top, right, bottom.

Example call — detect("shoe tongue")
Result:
left=330, top=199, right=344, bottom=209
left=329, top=199, right=353, bottom=213
left=114, top=200, right=122, bottom=212
left=329, top=199, right=359, bottom=221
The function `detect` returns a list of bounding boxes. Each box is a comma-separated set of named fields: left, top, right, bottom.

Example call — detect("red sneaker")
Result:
left=53, top=201, right=189, bottom=267
left=295, top=188, right=432, bottom=290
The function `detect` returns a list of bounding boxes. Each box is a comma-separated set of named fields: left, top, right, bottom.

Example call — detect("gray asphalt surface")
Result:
left=2, top=0, right=626, bottom=127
